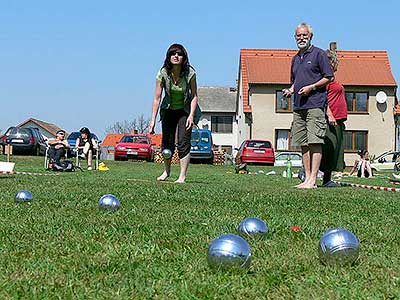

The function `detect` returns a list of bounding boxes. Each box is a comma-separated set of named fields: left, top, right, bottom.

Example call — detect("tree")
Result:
left=105, top=114, right=150, bottom=134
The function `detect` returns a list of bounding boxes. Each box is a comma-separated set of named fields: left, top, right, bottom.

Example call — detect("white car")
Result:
left=274, top=152, right=303, bottom=167
left=370, top=151, right=400, bottom=172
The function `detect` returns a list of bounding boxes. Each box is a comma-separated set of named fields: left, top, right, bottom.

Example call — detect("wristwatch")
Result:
left=311, top=84, right=317, bottom=91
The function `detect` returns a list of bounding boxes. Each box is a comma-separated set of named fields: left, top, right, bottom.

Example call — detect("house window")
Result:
left=344, top=130, right=368, bottom=152
left=345, top=92, right=368, bottom=113
left=211, top=116, right=233, bottom=133
left=275, top=129, right=301, bottom=151
left=276, top=91, right=292, bottom=112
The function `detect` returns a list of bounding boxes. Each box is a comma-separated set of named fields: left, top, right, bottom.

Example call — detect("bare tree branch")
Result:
left=105, top=114, right=150, bottom=134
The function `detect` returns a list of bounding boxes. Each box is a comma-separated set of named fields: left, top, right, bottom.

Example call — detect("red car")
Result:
left=235, top=139, right=275, bottom=165
left=114, top=134, right=154, bottom=161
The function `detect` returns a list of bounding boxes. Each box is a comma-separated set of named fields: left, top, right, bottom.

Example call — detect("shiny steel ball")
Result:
left=207, top=234, right=251, bottom=270
left=162, top=149, right=172, bottom=160
left=98, top=194, right=121, bottom=211
left=15, top=190, right=33, bottom=202
left=237, top=217, right=268, bottom=240
left=318, top=228, right=360, bottom=265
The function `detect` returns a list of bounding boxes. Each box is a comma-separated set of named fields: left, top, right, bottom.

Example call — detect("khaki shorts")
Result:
left=291, top=108, right=327, bottom=146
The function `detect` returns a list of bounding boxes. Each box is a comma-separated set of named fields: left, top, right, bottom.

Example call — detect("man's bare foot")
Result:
left=157, top=172, right=170, bottom=181
left=297, top=183, right=317, bottom=189
left=295, top=182, right=307, bottom=188
left=174, top=178, right=186, bottom=184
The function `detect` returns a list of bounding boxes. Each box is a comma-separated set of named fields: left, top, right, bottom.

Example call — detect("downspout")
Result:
left=248, top=85, right=253, bottom=139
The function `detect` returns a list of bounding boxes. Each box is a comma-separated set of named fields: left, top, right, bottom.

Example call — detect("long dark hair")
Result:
left=79, top=127, right=93, bottom=148
left=162, top=43, right=191, bottom=76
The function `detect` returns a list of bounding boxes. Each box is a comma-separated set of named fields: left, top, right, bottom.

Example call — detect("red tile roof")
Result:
left=149, top=134, right=162, bottom=148
left=240, top=49, right=397, bottom=113
left=102, top=134, right=125, bottom=147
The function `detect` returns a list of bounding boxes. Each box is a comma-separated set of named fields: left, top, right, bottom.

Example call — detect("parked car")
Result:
left=67, top=131, right=100, bottom=157
left=114, top=134, right=153, bottom=161
left=274, top=152, right=303, bottom=167
left=235, top=139, right=275, bottom=165
left=190, top=129, right=214, bottom=163
left=1, top=126, right=47, bottom=156
left=370, top=150, right=400, bottom=172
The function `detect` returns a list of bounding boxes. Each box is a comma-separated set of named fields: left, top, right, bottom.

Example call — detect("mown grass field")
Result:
left=0, top=155, right=399, bottom=299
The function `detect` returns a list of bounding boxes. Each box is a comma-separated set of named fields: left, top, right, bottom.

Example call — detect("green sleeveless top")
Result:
left=156, top=66, right=202, bottom=124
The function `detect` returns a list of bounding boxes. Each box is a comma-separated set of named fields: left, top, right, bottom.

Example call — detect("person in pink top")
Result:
left=320, top=49, right=348, bottom=186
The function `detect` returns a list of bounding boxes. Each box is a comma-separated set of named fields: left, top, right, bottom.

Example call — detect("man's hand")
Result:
left=298, top=85, right=313, bottom=96
left=282, top=88, right=293, bottom=98
left=328, top=114, right=337, bottom=126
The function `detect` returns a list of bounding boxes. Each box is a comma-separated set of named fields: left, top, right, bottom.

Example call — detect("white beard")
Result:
left=297, top=40, right=311, bottom=51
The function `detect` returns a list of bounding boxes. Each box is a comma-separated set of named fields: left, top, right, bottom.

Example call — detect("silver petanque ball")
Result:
left=237, top=217, right=268, bottom=240
left=98, top=194, right=121, bottom=211
left=15, top=190, right=33, bottom=202
left=318, top=228, right=360, bottom=265
left=162, top=149, right=172, bottom=160
left=207, top=234, right=251, bottom=270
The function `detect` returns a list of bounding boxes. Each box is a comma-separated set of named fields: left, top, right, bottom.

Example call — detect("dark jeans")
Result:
left=48, top=147, right=65, bottom=163
left=161, top=109, right=191, bottom=159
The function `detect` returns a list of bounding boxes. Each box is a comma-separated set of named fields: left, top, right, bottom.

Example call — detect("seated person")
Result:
left=349, top=149, right=373, bottom=178
left=76, top=127, right=98, bottom=170
left=47, top=130, right=70, bottom=168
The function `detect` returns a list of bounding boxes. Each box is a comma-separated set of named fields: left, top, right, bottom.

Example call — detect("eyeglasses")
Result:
left=170, top=51, right=183, bottom=57
left=57, top=132, right=65, bottom=136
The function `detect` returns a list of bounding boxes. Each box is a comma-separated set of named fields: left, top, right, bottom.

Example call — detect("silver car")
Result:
left=370, top=151, right=400, bottom=172
left=274, top=152, right=303, bottom=167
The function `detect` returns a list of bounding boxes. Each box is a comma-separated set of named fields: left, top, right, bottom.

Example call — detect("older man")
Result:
left=47, top=130, right=70, bottom=168
left=283, top=23, right=333, bottom=188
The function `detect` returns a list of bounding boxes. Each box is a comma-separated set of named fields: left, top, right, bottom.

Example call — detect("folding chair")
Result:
left=75, top=143, right=101, bottom=170
left=44, top=146, right=68, bottom=169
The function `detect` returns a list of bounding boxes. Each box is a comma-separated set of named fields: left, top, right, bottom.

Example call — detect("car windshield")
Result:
left=120, top=136, right=149, bottom=144
left=247, top=141, right=271, bottom=148
left=68, top=132, right=98, bottom=141
left=8, top=128, right=31, bottom=137
left=277, top=154, right=289, bottom=160
left=67, top=132, right=80, bottom=140
left=290, top=154, right=301, bottom=160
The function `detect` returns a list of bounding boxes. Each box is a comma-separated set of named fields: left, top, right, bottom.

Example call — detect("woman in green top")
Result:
left=149, top=43, right=201, bottom=183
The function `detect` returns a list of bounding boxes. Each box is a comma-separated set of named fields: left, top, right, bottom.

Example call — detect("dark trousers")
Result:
left=161, top=109, right=191, bottom=159
left=48, top=147, right=65, bottom=163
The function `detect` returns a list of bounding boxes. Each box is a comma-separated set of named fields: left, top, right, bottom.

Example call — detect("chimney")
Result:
left=330, top=42, right=337, bottom=52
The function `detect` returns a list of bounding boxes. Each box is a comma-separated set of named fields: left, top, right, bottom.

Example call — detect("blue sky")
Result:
left=1, top=0, right=398, bottom=138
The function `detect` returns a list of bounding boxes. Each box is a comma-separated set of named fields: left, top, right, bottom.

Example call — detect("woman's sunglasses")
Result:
left=169, top=51, right=184, bottom=57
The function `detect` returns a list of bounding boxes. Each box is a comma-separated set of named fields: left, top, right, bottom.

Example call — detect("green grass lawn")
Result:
left=0, top=156, right=399, bottom=299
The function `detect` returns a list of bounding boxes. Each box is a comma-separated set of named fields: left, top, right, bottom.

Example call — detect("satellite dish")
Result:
left=376, top=91, right=387, bottom=104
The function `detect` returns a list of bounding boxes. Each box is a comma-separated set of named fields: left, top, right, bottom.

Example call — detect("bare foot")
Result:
left=174, top=178, right=186, bottom=184
left=157, top=171, right=170, bottom=181
left=297, top=183, right=317, bottom=189
left=294, top=182, right=307, bottom=188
